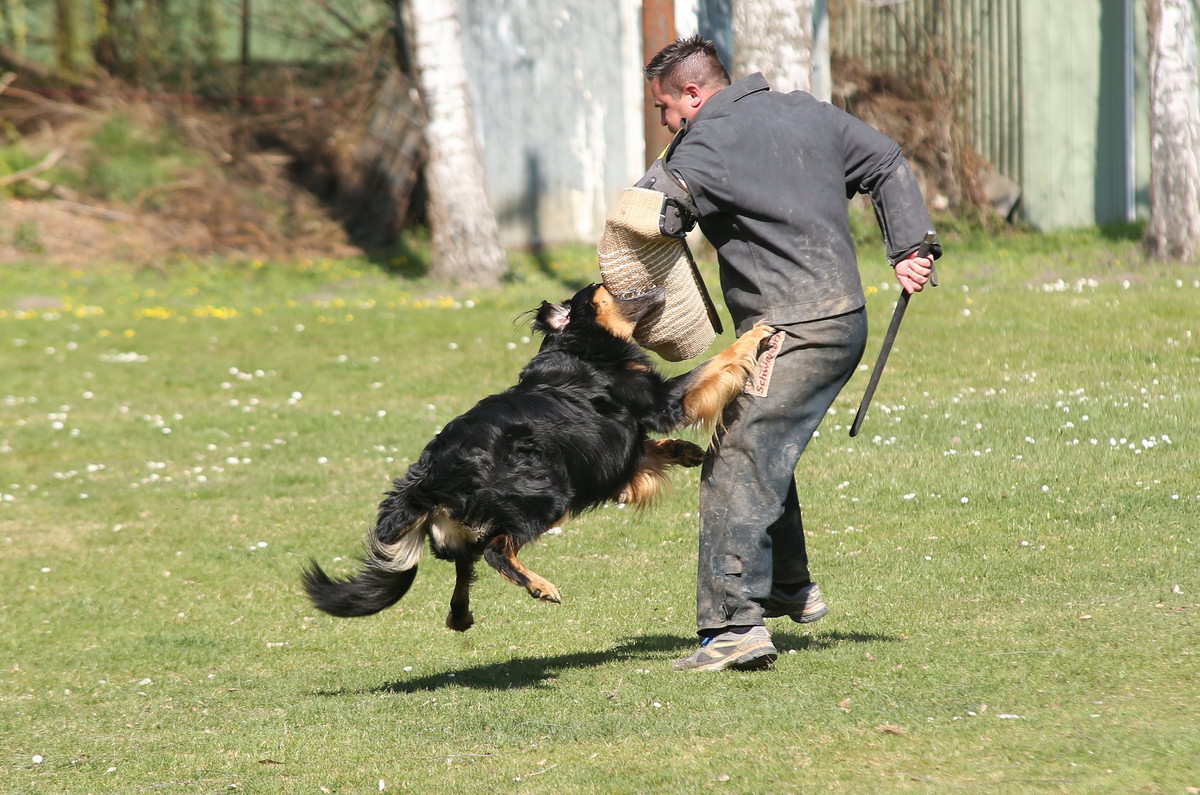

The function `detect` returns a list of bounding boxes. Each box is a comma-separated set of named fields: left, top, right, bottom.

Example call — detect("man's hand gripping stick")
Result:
left=849, top=230, right=938, bottom=438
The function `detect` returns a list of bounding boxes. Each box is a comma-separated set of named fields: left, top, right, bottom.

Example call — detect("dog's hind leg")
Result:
left=616, top=438, right=707, bottom=505
left=653, top=438, right=707, bottom=466
left=483, top=533, right=562, bottom=604
left=445, top=557, right=477, bottom=632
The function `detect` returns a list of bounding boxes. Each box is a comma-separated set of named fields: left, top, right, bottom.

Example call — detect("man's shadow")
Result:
left=315, top=629, right=899, bottom=695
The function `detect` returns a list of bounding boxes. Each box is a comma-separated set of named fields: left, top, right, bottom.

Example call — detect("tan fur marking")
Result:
left=490, top=535, right=562, bottom=603
left=369, top=511, right=429, bottom=572
left=617, top=442, right=672, bottom=506
left=683, top=322, right=775, bottom=427
left=591, top=285, right=637, bottom=341
left=616, top=438, right=704, bottom=505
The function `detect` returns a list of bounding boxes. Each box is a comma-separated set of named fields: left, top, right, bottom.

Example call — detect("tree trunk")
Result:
left=733, top=0, right=813, bottom=93
left=1, top=0, right=28, bottom=57
left=93, top=0, right=119, bottom=73
left=1145, top=0, right=1200, bottom=261
left=404, top=0, right=506, bottom=285
left=53, top=0, right=78, bottom=74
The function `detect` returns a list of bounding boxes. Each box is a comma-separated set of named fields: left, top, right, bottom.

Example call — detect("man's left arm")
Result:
left=836, top=107, right=942, bottom=291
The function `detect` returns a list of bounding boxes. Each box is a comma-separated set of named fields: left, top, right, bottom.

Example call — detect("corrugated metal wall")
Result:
left=828, top=0, right=1200, bottom=229
left=460, top=0, right=643, bottom=247
left=830, top=0, right=1023, bottom=188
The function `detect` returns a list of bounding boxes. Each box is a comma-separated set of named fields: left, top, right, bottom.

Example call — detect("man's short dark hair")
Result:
left=644, top=34, right=731, bottom=95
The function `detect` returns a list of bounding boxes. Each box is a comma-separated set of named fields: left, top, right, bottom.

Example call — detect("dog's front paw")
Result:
left=747, top=321, right=776, bottom=346
left=730, top=321, right=776, bottom=363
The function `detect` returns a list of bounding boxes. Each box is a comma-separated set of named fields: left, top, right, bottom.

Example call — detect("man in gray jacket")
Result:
left=644, top=36, right=940, bottom=671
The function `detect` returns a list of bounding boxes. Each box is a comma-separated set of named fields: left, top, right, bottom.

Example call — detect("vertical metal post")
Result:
left=1123, top=0, right=1136, bottom=221
left=240, top=0, right=251, bottom=106
left=642, top=0, right=675, bottom=167
left=813, top=0, right=831, bottom=102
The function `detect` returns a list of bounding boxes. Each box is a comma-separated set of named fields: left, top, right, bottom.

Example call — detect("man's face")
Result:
left=649, top=78, right=695, bottom=134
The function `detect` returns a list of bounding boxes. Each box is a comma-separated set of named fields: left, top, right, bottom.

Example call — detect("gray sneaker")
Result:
left=672, top=626, right=777, bottom=671
left=763, top=581, right=828, bottom=623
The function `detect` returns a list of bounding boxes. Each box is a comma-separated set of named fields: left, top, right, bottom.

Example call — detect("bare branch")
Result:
left=0, top=147, right=68, bottom=187
left=314, top=0, right=373, bottom=43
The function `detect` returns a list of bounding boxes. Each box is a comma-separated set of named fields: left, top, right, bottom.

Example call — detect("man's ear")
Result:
left=682, top=83, right=704, bottom=109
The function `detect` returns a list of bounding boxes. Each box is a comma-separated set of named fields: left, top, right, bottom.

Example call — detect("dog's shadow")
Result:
left=316, top=629, right=900, bottom=695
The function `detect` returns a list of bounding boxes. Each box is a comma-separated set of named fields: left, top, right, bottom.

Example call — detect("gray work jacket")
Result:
left=667, top=73, right=939, bottom=332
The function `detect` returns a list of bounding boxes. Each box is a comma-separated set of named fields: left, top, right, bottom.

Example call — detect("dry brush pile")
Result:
left=0, top=59, right=424, bottom=267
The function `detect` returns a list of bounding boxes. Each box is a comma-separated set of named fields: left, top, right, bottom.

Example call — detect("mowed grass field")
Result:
left=1, top=230, right=1197, bottom=793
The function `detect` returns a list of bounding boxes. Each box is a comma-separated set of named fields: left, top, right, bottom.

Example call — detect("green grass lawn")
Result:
left=1, top=231, right=1197, bottom=792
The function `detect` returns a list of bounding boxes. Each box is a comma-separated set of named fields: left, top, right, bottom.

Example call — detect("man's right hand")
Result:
left=894, top=251, right=934, bottom=294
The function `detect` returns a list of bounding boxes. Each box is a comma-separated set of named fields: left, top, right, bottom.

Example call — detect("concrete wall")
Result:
left=460, top=0, right=645, bottom=247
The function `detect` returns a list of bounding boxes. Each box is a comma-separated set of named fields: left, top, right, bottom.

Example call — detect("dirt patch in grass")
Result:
left=1, top=96, right=393, bottom=267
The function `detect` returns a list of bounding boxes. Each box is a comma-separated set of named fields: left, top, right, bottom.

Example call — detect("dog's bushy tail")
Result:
left=301, top=562, right=418, bottom=617
left=301, top=488, right=427, bottom=618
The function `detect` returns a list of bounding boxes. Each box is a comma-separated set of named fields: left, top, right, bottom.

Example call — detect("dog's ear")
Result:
left=533, top=301, right=571, bottom=334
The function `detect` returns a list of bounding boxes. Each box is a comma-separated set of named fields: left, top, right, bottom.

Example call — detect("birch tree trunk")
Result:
left=406, top=0, right=507, bottom=285
left=733, top=0, right=813, bottom=93
left=1144, top=0, right=1200, bottom=262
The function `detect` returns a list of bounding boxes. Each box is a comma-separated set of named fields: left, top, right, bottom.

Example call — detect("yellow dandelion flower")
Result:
left=135, top=307, right=174, bottom=320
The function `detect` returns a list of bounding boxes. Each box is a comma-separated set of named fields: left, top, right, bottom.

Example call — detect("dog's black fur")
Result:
left=302, top=283, right=771, bottom=631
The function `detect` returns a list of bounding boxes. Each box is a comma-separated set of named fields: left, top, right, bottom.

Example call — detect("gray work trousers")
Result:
left=696, top=308, right=868, bottom=633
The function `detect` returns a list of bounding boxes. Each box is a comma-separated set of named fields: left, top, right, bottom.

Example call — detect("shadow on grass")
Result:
left=316, top=629, right=901, bottom=695
left=1098, top=219, right=1145, bottom=242
left=772, top=629, right=902, bottom=654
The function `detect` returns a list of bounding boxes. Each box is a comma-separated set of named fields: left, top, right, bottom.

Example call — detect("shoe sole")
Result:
left=729, top=650, right=777, bottom=671
left=793, top=604, right=828, bottom=624
left=678, top=646, right=778, bottom=672
left=763, top=603, right=829, bottom=623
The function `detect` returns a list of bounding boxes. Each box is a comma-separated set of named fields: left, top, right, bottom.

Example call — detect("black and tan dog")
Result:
left=302, top=283, right=771, bottom=631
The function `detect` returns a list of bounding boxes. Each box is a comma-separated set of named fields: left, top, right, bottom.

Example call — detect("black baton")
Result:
left=849, top=230, right=938, bottom=438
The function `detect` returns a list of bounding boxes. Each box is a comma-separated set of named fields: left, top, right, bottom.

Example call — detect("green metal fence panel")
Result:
left=830, top=0, right=1022, bottom=199
left=831, top=0, right=1198, bottom=229
left=0, top=0, right=379, bottom=70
